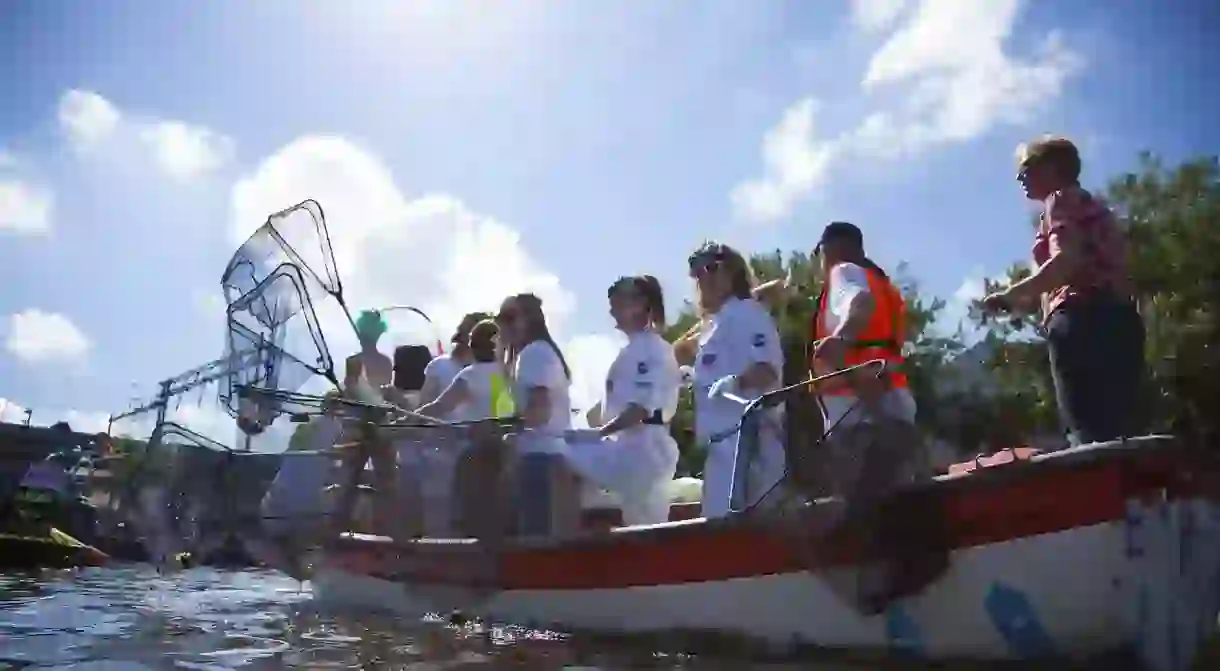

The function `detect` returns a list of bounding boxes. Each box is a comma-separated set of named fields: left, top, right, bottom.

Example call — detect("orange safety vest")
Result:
left=811, top=264, right=910, bottom=396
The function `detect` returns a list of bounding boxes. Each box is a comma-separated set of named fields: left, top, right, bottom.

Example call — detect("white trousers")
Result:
left=700, top=427, right=786, bottom=519
left=565, top=426, right=679, bottom=526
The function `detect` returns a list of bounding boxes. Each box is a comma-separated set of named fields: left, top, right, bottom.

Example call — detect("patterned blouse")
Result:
left=1031, top=186, right=1133, bottom=319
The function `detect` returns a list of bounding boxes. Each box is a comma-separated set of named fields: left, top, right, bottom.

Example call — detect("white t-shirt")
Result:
left=603, top=330, right=681, bottom=431
left=423, top=354, right=464, bottom=399
left=447, top=361, right=502, bottom=422
left=692, top=297, right=784, bottom=445
left=819, top=262, right=917, bottom=429
left=513, top=340, right=572, bottom=454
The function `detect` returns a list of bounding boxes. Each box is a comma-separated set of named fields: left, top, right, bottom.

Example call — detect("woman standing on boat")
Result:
left=419, top=312, right=492, bottom=407
left=497, top=293, right=582, bottom=536
left=333, top=310, right=416, bottom=538
left=687, top=242, right=786, bottom=518
left=415, top=319, right=516, bottom=535
left=564, top=276, right=682, bottom=526
left=983, top=136, right=1145, bottom=445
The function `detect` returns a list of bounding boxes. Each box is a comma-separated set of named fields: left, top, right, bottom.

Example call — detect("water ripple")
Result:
left=0, top=565, right=1086, bottom=670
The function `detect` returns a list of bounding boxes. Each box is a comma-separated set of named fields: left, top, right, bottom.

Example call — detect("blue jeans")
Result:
left=517, top=453, right=561, bottom=537
left=1046, top=296, right=1146, bottom=445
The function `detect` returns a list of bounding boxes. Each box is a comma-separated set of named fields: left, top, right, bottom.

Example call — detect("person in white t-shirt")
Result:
left=419, top=312, right=492, bottom=407
left=496, top=293, right=580, bottom=537
left=687, top=242, right=787, bottom=519
left=415, top=319, right=515, bottom=534
left=564, top=276, right=682, bottom=526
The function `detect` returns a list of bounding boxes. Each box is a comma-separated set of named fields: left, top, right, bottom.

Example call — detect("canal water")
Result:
left=0, top=566, right=840, bottom=670
left=4, top=565, right=1211, bottom=670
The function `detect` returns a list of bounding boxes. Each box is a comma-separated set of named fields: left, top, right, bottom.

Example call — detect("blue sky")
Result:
left=1, top=0, right=1217, bottom=439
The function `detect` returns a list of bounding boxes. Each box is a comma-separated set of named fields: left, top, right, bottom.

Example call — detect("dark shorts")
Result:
left=1046, top=296, right=1146, bottom=445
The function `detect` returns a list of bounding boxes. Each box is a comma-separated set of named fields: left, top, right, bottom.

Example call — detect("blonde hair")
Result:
left=1015, top=135, right=1081, bottom=182
left=689, top=241, right=755, bottom=314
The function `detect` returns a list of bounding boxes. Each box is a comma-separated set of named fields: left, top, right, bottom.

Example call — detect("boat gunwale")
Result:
left=326, top=433, right=1210, bottom=558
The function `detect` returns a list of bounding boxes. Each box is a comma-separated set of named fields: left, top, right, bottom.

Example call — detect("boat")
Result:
left=310, top=435, right=1220, bottom=670
left=0, top=526, right=110, bottom=569
left=200, top=200, right=1218, bottom=668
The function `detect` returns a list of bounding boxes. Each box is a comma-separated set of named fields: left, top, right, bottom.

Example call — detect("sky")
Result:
left=1, top=0, right=1218, bottom=444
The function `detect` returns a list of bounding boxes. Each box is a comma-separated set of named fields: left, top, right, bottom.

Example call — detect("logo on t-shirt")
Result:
left=637, top=361, right=649, bottom=375
left=752, top=333, right=767, bottom=348
left=701, top=353, right=717, bottom=366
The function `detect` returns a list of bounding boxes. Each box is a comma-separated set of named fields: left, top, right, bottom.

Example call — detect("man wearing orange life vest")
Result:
left=810, top=221, right=917, bottom=430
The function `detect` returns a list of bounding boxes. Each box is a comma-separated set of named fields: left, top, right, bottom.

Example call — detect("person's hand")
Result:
left=812, top=335, right=849, bottom=370
left=708, top=375, right=740, bottom=401
left=564, top=428, right=602, bottom=443
left=981, top=291, right=1013, bottom=314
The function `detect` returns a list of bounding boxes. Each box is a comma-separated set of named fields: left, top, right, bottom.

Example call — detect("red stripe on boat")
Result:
left=324, top=448, right=1213, bottom=590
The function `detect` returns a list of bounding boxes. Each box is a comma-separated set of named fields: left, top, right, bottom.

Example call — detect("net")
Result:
left=728, top=360, right=949, bottom=615
left=221, top=200, right=342, bottom=307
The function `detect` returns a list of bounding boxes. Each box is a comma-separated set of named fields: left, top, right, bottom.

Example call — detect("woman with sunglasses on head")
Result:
left=983, top=136, right=1145, bottom=446
left=687, top=242, right=786, bottom=518
left=564, top=276, right=682, bottom=526
left=497, top=293, right=582, bottom=537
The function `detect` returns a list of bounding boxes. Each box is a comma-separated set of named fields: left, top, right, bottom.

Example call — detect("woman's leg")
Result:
left=516, top=453, right=581, bottom=537
left=453, top=436, right=514, bottom=542
left=330, top=449, right=366, bottom=536
left=371, top=438, right=419, bottom=539
left=699, top=439, right=737, bottom=519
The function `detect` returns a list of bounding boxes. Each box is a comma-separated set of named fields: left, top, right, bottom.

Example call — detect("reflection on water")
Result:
left=0, top=566, right=831, bottom=670
left=1, top=566, right=1129, bottom=670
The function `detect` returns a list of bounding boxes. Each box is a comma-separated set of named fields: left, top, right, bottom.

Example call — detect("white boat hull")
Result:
left=312, top=498, right=1220, bottom=668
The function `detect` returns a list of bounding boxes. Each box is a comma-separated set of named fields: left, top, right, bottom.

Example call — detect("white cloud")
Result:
left=851, top=0, right=911, bottom=32
left=4, top=309, right=92, bottom=364
left=58, top=89, right=121, bottom=150
left=861, top=0, right=1082, bottom=150
left=730, top=98, right=838, bottom=224
left=57, top=89, right=233, bottom=179
left=566, top=332, right=624, bottom=422
left=140, top=121, right=235, bottom=181
left=226, top=134, right=614, bottom=419
left=0, top=179, right=53, bottom=235
left=732, top=0, right=1082, bottom=224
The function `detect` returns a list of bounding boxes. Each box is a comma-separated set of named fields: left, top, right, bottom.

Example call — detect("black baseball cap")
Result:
left=814, top=221, right=863, bottom=254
